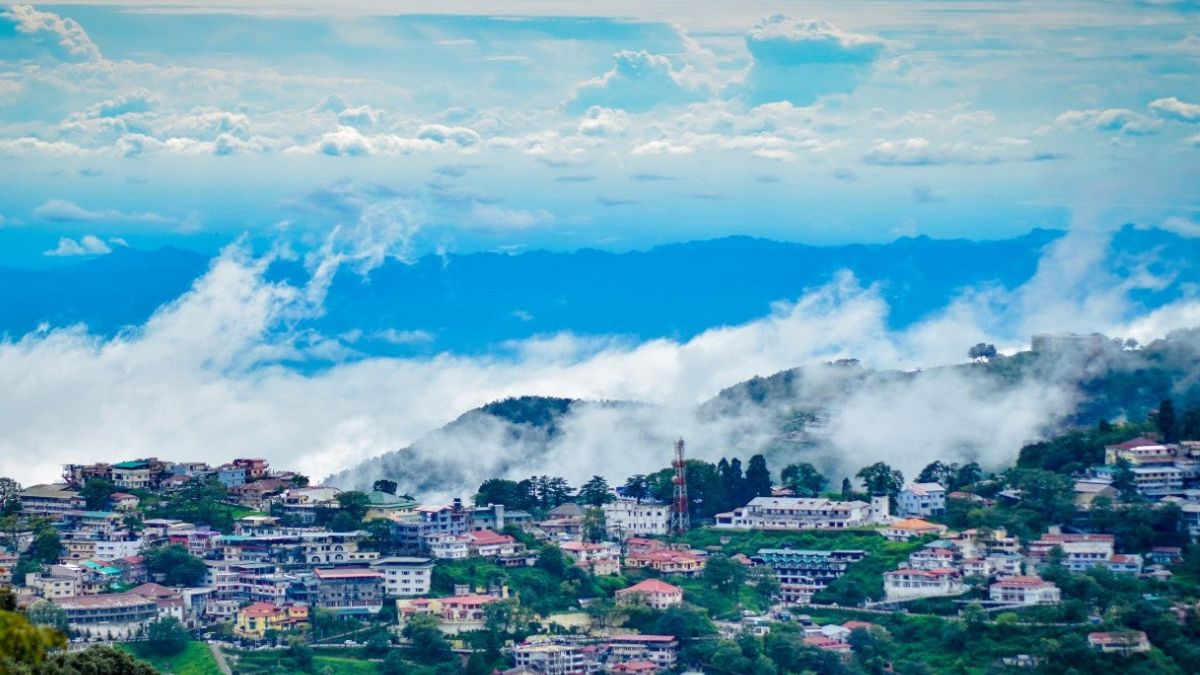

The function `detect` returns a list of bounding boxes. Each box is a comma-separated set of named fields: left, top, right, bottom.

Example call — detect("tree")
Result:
left=143, top=545, right=207, bottom=586
left=623, top=475, right=650, bottom=503
left=536, top=545, right=568, bottom=578
left=955, top=462, right=983, bottom=489
left=145, top=617, right=189, bottom=656
left=744, top=455, right=773, bottom=500
left=1112, top=459, right=1139, bottom=501
left=916, top=461, right=955, bottom=487
left=1157, top=399, right=1179, bottom=443
left=581, top=507, right=607, bottom=543
left=577, top=476, right=615, bottom=506
left=704, top=554, right=748, bottom=596
left=968, top=343, right=997, bottom=362
left=335, top=491, right=371, bottom=524
left=24, top=601, right=68, bottom=634
left=402, top=614, right=452, bottom=663
left=372, top=479, right=398, bottom=495
left=32, top=645, right=158, bottom=674
left=287, top=635, right=314, bottom=670
left=841, top=478, right=854, bottom=500
left=0, top=609, right=66, bottom=666
left=364, top=633, right=391, bottom=657
left=79, top=479, right=117, bottom=511
left=0, top=478, right=21, bottom=515
left=856, top=462, right=904, bottom=499
left=719, top=458, right=745, bottom=506
left=1182, top=405, right=1200, bottom=441
left=781, top=463, right=827, bottom=497
left=29, top=526, right=61, bottom=565
left=473, top=478, right=531, bottom=509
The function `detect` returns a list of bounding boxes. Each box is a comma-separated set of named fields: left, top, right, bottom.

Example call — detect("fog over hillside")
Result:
left=1, top=222, right=1199, bottom=493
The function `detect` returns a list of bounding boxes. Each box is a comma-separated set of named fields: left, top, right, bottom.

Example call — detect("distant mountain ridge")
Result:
left=2, top=226, right=1198, bottom=355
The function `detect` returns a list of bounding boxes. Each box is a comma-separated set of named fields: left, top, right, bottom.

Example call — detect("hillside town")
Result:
left=3, top=405, right=1200, bottom=674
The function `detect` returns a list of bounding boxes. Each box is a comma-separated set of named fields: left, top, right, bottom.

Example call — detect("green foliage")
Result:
left=577, top=475, right=615, bottom=506
left=703, top=554, right=747, bottom=596
left=335, top=491, right=371, bottom=524
left=0, top=609, right=66, bottom=667
left=79, top=479, right=117, bottom=511
left=1017, top=421, right=1151, bottom=474
left=143, top=544, right=208, bottom=586
left=144, top=617, right=190, bottom=656
left=402, top=614, right=453, bottom=664
left=30, top=645, right=158, bottom=675
left=622, top=474, right=650, bottom=502
left=148, top=477, right=244, bottom=532
left=24, top=601, right=68, bottom=634
left=780, top=462, right=827, bottom=497
left=744, top=455, right=773, bottom=500
left=1157, top=398, right=1178, bottom=443
left=372, top=479, right=397, bottom=495
left=119, top=640, right=220, bottom=675
left=0, top=477, right=22, bottom=515
left=856, top=462, right=904, bottom=499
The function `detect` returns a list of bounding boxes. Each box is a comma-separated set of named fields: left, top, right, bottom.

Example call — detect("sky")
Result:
left=1, top=2, right=1199, bottom=491
left=0, top=1, right=1197, bottom=266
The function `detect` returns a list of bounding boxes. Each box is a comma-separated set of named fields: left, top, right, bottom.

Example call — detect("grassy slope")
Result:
left=117, top=641, right=222, bottom=675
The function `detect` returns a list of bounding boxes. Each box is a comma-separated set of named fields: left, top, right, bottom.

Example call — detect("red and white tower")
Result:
left=669, top=438, right=689, bottom=534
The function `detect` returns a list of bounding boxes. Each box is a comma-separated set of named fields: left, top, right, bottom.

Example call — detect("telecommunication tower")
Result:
left=669, top=438, right=690, bottom=534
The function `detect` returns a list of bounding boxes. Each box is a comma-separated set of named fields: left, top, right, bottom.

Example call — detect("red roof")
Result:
left=468, top=529, right=515, bottom=546
left=616, top=579, right=683, bottom=596
left=1112, top=436, right=1162, bottom=449
left=242, top=601, right=284, bottom=618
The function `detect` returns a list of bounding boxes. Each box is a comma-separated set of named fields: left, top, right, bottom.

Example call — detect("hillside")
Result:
left=327, top=329, right=1200, bottom=497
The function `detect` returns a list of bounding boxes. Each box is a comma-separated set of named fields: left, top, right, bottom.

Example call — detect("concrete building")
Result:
left=53, top=593, right=158, bottom=638
left=989, top=576, right=1061, bottom=605
left=17, top=484, right=84, bottom=517
left=714, top=496, right=888, bottom=530
left=605, top=635, right=679, bottom=671
left=615, top=579, right=683, bottom=610
left=1088, top=631, right=1151, bottom=655
left=897, top=483, right=946, bottom=517
left=512, top=641, right=595, bottom=675
left=370, top=557, right=435, bottom=597
left=313, top=567, right=385, bottom=615
left=750, top=549, right=867, bottom=605
left=883, top=568, right=966, bottom=602
left=602, top=499, right=670, bottom=538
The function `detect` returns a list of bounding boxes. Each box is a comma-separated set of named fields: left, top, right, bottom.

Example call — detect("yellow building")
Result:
left=234, top=602, right=309, bottom=638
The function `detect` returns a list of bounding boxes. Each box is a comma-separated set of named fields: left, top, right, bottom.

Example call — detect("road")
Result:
left=209, top=642, right=232, bottom=675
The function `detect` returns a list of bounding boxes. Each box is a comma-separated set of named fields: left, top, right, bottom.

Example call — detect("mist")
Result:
left=1, top=226, right=1198, bottom=499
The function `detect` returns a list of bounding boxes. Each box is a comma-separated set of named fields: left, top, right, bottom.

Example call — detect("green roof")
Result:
left=111, top=460, right=152, bottom=470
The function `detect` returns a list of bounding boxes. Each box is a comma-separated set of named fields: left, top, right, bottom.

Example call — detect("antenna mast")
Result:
left=670, top=438, right=690, bottom=534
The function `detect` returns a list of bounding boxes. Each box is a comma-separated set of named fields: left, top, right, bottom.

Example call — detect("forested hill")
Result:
left=327, top=330, right=1200, bottom=497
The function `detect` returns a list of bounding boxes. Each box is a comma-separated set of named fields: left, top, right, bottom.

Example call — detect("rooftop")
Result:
left=616, top=579, right=683, bottom=596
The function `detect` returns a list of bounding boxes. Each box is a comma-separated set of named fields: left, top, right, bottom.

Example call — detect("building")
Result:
left=233, top=458, right=270, bottom=480
left=606, top=635, right=678, bottom=671
left=1105, top=437, right=1174, bottom=465
left=313, top=567, right=385, bottom=615
left=370, top=557, right=435, bottom=597
left=561, top=541, right=621, bottom=576
left=883, top=568, right=966, bottom=602
left=512, top=641, right=595, bottom=675
left=602, top=499, right=670, bottom=538
left=25, top=572, right=79, bottom=599
left=466, top=529, right=521, bottom=557
left=750, top=549, right=867, bottom=605
left=881, top=518, right=949, bottom=542
left=989, top=576, right=1061, bottom=605
left=1074, top=481, right=1119, bottom=508
left=714, top=496, right=888, bottom=530
left=428, top=533, right=470, bottom=560
left=18, top=484, right=84, bottom=517
left=1029, top=533, right=1115, bottom=560
left=390, top=502, right=470, bottom=551
left=216, top=464, right=247, bottom=488
left=1087, top=631, right=1151, bottom=655
left=897, top=483, right=946, bottom=517
left=615, top=579, right=683, bottom=610
left=470, top=503, right=533, bottom=532
left=108, top=460, right=159, bottom=491
left=235, top=601, right=309, bottom=638
left=53, top=593, right=158, bottom=638
left=623, top=549, right=706, bottom=576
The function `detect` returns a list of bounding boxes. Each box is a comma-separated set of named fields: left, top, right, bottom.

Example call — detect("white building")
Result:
left=513, top=642, right=595, bottom=674
left=883, top=568, right=966, bottom=602
left=94, top=539, right=143, bottom=561
left=897, top=483, right=946, bottom=517
left=370, top=557, right=434, bottom=597
left=989, top=576, right=1061, bottom=605
left=603, top=499, right=670, bottom=538
left=1060, top=540, right=1115, bottom=572
left=714, top=496, right=888, bottom=530
left=427, top=533, right=469, bottom=560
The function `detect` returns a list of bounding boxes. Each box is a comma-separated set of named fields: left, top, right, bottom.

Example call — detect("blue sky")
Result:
left=0, top=1, right=1197, bottom=267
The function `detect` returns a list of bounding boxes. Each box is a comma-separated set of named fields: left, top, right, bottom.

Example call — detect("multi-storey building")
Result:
left=17, top=484, right=84, bottom=517
left=714, top=496, right=889, bottom=530
left=53, top=593, right=158, bottom=638
left=390, top=501, right=471, bottom=551
left=615, top=579, right=683, bottom=610
left=313, top=567, right=385, bottom=615
left=883, top=568, right=966, bottom=602
left=561, top=541, right=621, bottom=576
left=605, top=635, right=678, bottom=671
left=512, top=641, right=596, bottom=674
left=989, top=576, right=1061, bottom=605
left=750, top=549, right=867, bottom=605
left=602, top=499, right=670, bottom=538
left=897, top=483, right=946, bottom=517
left=370, top=557, right=434, bottom=597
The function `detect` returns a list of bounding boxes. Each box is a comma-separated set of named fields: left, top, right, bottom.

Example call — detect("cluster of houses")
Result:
left=1, top=437, right=1188, bottom=668
left=1074, top=437, right=1200, bottom=534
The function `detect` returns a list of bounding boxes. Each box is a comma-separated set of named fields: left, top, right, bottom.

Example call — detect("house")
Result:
left=127, top=582, right=186, bottom=622
left=389, top=501, right=470, bottom=551
left=232, top=458, right=270, bottom=480
left=53, top=593, right=158, bottom=638
left=1029, top=533, right=1115, bottom=560
left=1149, top=547, right=1183, bottom=565
left=881, top=518, right=949, bottom=542
left=1105, top=437, right=1173, bottom=465
left=18, top=484, right=84, bottom=517
left=431, top=592, right=505, bottom=634
left=883, top=568, right=966, bottom=602
left=108, top=492, right=140, bottom=511
left=469, top=503, right=533, bottom=532
left=615, top=579, right=683, bottom=610
left=427, top=533, right=469, bottom=560
left=1074, top=481, right=1119, bottom=508
left=750, top=549, right=867, bottom=605
left=603, top=499, right=670, bottom=538
left=605, top=635, right=678, bottom=671
left=1088, top=631, right=1151, bottom=655
left=623, top=549, right=706, bottom=576
left=714, top=496, right=889, bottom=530
left=988, top=576, right=1061, bottom=605
left=466, top=529, right=521, bottom=557
left=907, top=545, right=959, bottom=571
left=312, top=567, right=385, bottom=615
left=363, top=490, right=419, bottom=520
left=512, top=641, right=595, bottom=674
left=803, top=636, right=852, bottom=654
left=898, top=483, right=946, bottom=517
left=561, top=541, right=621, bottom=576
left=370, top=557, right=435, bottom=597
left=235, top=601, right=309, bottom=638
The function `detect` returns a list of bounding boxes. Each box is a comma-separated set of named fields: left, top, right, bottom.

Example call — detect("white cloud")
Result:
left=1149, top=97, right=1200, bottom=123
left=43, top=235, right=112, bottom=257
left=863, top=136, right=1052, bottom=166
left=2, top=5, right=102, bottom=61
left=566, top=50, right=711, bottom=114
left=465, top=203, right=554, bottom=230
left=33, top=199, right=171, bottom=225
left=1055, top=108, right=1162, bottom=135
left=577, top=106, right=629, bottom=137
left=630, top=139, right=695, bottom=155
